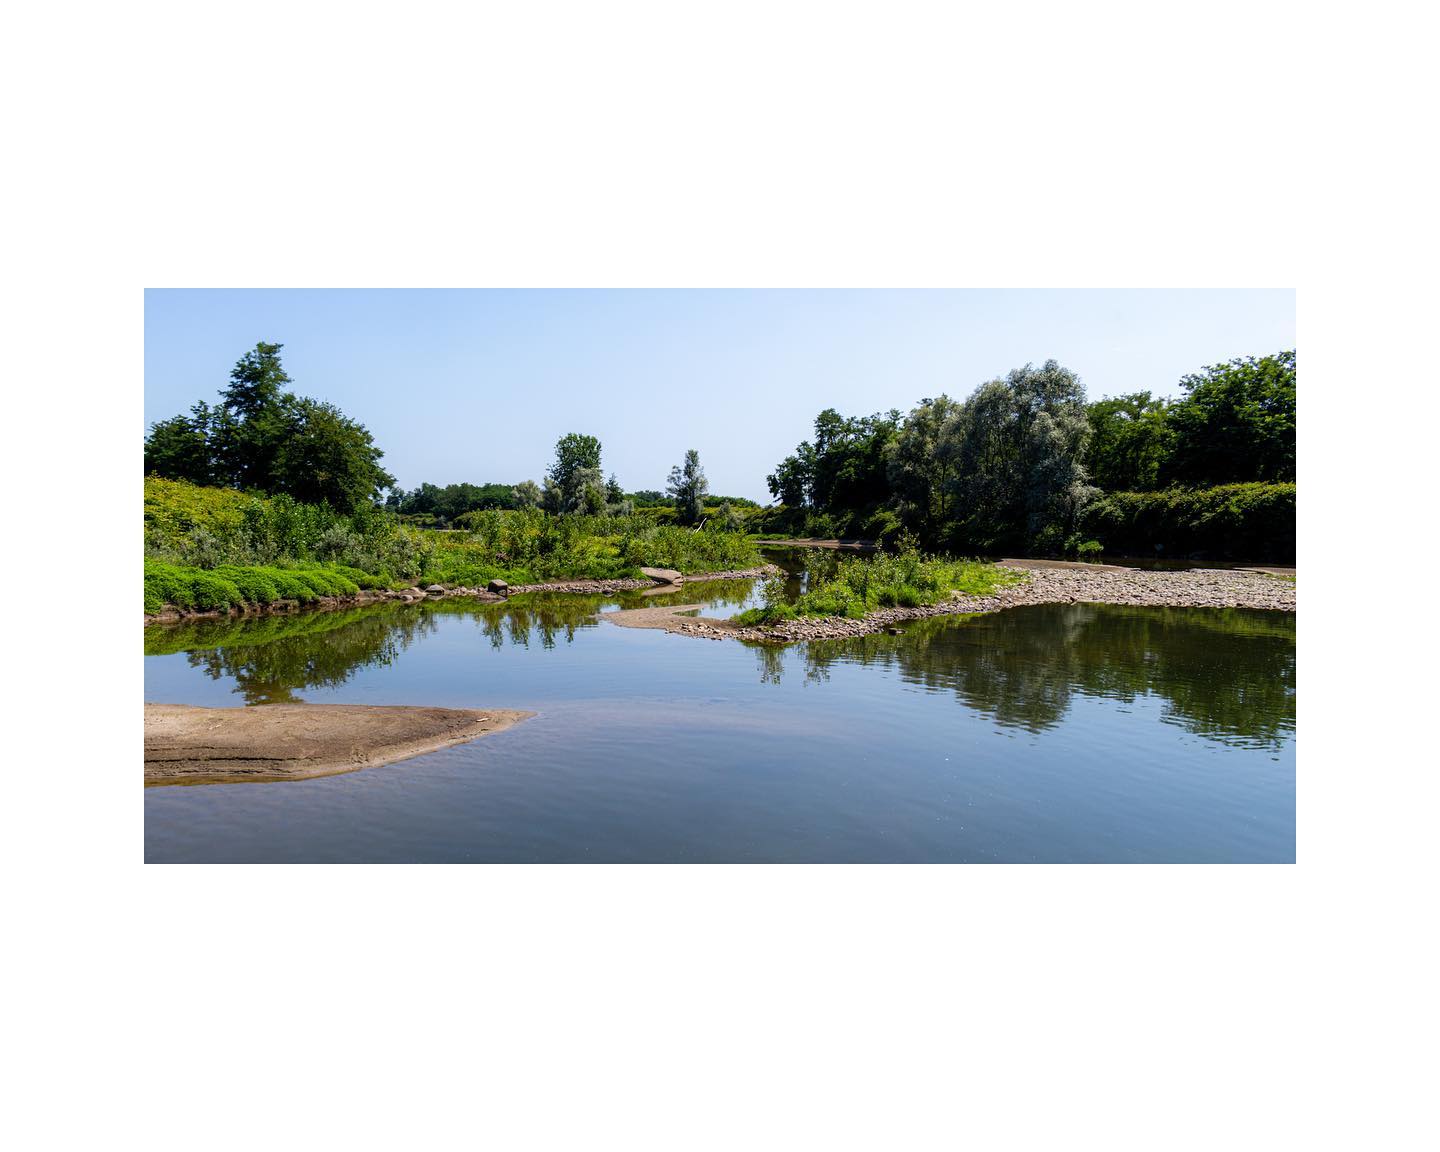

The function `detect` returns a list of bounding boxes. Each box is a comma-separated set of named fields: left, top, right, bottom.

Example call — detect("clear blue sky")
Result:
left=145, top=289, right=1295, bottom=502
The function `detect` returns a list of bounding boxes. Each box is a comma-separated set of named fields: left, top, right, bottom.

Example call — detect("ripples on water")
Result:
left=144, top=578, right=1295, bottom=863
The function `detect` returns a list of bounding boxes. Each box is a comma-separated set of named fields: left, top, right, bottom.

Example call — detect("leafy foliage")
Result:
left=735, top=549, right=1022, bottom=625
left=144, top=342, right=394, bottom=513
left=145, top=477, right=422, bottom=580
left=386, top=480, right=533, bottom=523
left=543, top=433, right=607, bottom=514
left=666, top=449, right=709, bottom=525
left=1160, top=351, right=1296, bottom=487
left=421, top=511, right=762, bottom=585
left=1083, top=482, right=1295, bottom=562
left=144, top=561, right=365, bottom=614
left=766, top=408, right=900, bottom=515
left=763, top=350, right=1294, bottom=560
left=1085, top=392, right=1172, bottom=491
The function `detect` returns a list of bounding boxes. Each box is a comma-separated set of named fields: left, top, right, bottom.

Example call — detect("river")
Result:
left=144, top=569, right=1295, bottom=862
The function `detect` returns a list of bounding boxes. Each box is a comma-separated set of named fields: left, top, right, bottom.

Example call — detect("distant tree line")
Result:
left=144, top=342, right=394, bottom=514
left=146, top=343, right=759, bottom=529
left=763, top=351, right=1296, bottom=556
left=385, top=482, right=534, bottom=521
left=393, top=436, right=757, bottom=526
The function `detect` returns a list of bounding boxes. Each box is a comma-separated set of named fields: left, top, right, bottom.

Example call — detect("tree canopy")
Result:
left=666, top=449, right=709, bottom=524
left=543, top=433, right=607, bottom=514
left=144, top=342, right=394, bottom=513
left=762, top=349, right=1294, bottom=555
left=1084, top=392, right=1172, bottom=492
left=766, top=409, right=899, bottom=513
left=1160, top=351, right=1295, bottom=487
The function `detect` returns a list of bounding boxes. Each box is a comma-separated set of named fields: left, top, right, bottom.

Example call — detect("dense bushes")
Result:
left=144, top=561, right=372, bottom=614
left=1082, top=483, right=1295, bottom=563
left=760, top=351, right=1296, bottom=559
left=145, top=479, right=766, bottom=613
left=735, top=550, right=1021, bottom=625
left=145, top=477, right=422, bottom=579
left=428, top=510, right=762, bottom=585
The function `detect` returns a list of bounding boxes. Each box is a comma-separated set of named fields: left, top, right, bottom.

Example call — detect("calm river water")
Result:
left=144, top=574, right=1295, bottom=863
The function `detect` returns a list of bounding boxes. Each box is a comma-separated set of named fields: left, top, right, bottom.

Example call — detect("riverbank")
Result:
left=143, top=565, right=783, bottom=626
left=144, top=703, right=534, bottom=784
left=605, top=564, right=1296, bottom=643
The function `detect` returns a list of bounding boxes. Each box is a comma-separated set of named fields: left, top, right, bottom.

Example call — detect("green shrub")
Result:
left=1077, top=540, right=1103, bottom=561
left=738, top=552, right=1022, bottom=625
left=862, top=509, right=904, bottom=546
left=187, top=571, right=244, bottom=610
left=143, top=562, right=246, bottom=613
left=1082, top=482, right=1294, bottom=562
left=144, top=560, right=376, bottom=613
left=214, top=566, right=280, bottom=604
left=144, top=479, right=762, bottom=610
left=266, top=570, right=320, bottom=602
left=285, top=568, right=361, bottom=598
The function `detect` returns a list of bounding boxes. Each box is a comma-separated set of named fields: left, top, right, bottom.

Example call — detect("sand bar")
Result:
left=144, top=703, right=533, bottom=786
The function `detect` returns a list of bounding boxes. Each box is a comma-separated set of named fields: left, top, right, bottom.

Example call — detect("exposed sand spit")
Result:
left=144, top=703, right=534, bottom=785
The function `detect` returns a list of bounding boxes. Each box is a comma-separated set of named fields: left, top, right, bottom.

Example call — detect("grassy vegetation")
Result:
left=144, top=478, right=764, bottom=615
left=424, top=510, right=762, bottom=586
left=734, top=550, right=1023, bottom=626
left=143, top=561, right=395, bottom=614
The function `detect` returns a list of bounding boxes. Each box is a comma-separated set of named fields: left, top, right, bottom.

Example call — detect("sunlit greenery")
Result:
left=144, top=477, right=764, bottom=613
left=758, top=350, right=1296, bottom=560
left=145, top=342, right=393, bottom=512
left=1083, top=482, right=1295, bottom=563
left=734, top=549, right=1023, bottom=625
left=417, top=512, right=762, bottom=585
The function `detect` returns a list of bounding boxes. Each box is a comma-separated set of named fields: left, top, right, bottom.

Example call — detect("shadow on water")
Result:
left=750, top=602, right=1295, bottom=749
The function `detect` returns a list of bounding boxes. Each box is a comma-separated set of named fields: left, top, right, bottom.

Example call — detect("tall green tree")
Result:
left=1161, top=350, right=1295, bottom=487
left=144, top=341, right=393, bottom=513
left=765, top=409, right=898, bottom=513
left=144, top=401, right=216, bottom=485
left=886, top=395, right=963, bottom=536
left=212, top=342, right=293, bottom=490
left=948, top=360, right=1096, bottom=552
left=666, top=449, right=709, bottom=524
left=766, top=445, right=814, bottom=507
left=512, top=480, right=543, bottom=510
left=543, top=433, right=606, bottom=513
left=1085, top=391, right=1173, bottom=491
left=271, top=398, right=395, bottom=512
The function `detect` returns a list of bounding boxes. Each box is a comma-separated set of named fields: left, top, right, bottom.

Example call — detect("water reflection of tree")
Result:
left=759, top=604, right=1296, bottom=749
left=147, top=596, right=611, bottom=704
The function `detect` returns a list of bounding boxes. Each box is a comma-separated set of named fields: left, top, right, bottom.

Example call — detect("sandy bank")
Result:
left=144, top=703, right=534, bottom=785
left=603, top=564, right=1297, bottom=644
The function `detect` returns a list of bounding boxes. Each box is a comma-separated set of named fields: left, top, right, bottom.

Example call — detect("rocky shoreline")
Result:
left=142, top=565, right=783, bottom=626
left=607, top=565, right=1297, bottom=644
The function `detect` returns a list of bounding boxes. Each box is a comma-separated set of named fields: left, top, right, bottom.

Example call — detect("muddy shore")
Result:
left=143, top=565, right=782, bottom=626
left=604, top=564, right=1297, bottom=644
left=144, top=703, right=534, bottom=785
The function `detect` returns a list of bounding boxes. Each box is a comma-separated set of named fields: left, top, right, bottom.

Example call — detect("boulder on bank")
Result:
left=425, top=584, right=447, bottom=594
left=487, top=579, right=509, bottom=594
left=639, top=567, right=683, bottom=585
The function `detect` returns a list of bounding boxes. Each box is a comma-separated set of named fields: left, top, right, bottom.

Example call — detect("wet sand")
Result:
left=144, top=703, right=534, bottom=785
